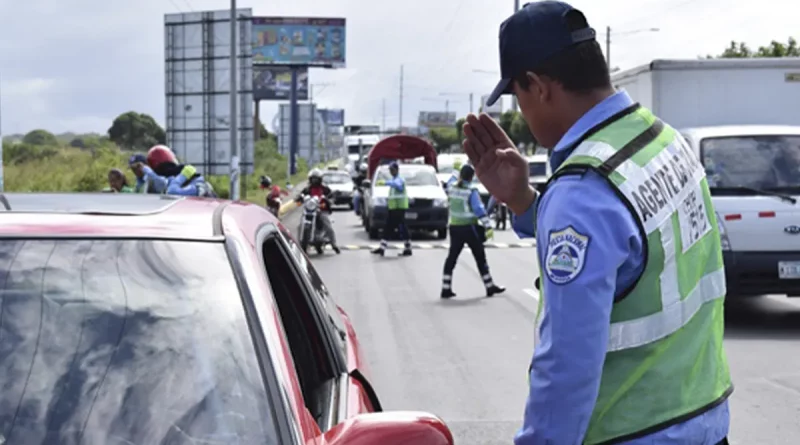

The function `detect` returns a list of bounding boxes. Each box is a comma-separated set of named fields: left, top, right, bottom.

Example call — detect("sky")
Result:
left=0, top=0, right=797, bottom=135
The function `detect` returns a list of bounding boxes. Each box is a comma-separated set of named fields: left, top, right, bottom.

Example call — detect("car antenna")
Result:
left=0, top=194, right=10, bottom=210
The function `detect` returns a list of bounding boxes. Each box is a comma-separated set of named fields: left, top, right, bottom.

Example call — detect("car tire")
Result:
left=348, top=202, right=354, bottom=210
left=437, top=228, right=447, bottom=240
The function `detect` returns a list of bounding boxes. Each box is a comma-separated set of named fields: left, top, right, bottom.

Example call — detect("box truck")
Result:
left=611, top=58, right=800, bottom=129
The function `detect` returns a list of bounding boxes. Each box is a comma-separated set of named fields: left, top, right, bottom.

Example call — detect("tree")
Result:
left=455, top=117, right=466, bottom=141
left=108, top=111, right=166, bottom=150
left=510, top=113, right=535, bottom=148
left=710, top=37, right=799, bottom=58
left=22, top=129, right=58, bottom=146
left=428, top=127, right=460, bottom=153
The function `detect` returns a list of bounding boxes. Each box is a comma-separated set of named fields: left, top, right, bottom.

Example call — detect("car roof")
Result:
left=681, top=125, right=800, bottom=140
left=0, top=193, right=273, bottom=240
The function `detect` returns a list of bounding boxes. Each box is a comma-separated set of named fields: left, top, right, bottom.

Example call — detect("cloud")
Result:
left=0, top=0, right=797, bottom=135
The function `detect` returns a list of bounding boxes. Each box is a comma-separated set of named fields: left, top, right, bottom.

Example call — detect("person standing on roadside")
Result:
left=463, top=2, right=732, bottom=444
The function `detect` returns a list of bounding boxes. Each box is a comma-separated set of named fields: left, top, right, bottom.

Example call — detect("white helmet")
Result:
left=308, top=168, right=323, bottom=179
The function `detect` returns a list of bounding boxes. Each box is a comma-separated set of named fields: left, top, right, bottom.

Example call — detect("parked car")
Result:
left=0, top=193, right=454, bottom=445
left=362, top=164, right=449, bottom=240
left=323, top=169, right=356, bottom=208
left=527, top=154, right=551, bottom=193
left=682, top=125, right=800, bottom=298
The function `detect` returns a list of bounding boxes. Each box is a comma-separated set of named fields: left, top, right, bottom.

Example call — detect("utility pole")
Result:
left=381, top=98, right=386, bottom=133
left=399, top=65, right=404, bottom=131
left=445, top=99, right=449, bottom=114
left=606, top=26, right=611, bottom=69
left=229, top=0, right=240, bottom=200
left=469, top=92, right=474, bottom=114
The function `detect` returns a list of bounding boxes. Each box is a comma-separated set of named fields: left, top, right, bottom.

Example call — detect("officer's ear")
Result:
left=523, top=71, right=552, bottom=105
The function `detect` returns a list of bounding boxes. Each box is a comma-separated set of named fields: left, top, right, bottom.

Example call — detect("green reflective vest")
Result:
left=448, top=183, right=478, bottom=226
left=387, top=177, right=409, bottom=210
left=535, top=105, right=732, bottom=444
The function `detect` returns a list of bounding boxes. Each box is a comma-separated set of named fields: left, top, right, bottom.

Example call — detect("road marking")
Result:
left=523, top=288, right=540, bottom=303
left=316, top=241, right=537, bottom=251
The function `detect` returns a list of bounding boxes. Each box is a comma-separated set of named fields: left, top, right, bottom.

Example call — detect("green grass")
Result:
left=2, top=137, right=321, bottom=203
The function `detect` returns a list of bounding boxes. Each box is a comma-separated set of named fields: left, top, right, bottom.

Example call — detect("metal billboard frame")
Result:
left=164, top=9, right=255, bottom=176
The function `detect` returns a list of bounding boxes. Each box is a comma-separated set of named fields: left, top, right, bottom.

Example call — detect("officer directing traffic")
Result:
left=372, top=161, right=412, bottom=257
left=464, top=2, right=732, bottom=444
left=441, top=164, right=505, bottom=299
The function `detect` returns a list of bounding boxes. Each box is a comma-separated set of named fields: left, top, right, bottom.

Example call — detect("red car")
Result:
left=0, top=193, right=454, bottom=445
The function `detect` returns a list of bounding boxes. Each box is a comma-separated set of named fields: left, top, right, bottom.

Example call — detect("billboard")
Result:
left=254, top=66, right=308, bottom=101
left=481, top=95, right=503, bottom=118
left=418, top=111, right=456, bottom=128
left=252, top=17, right=346, bottom=67
left=164, top=9, right=254, bottom=176
left=318, top=108, right=344, bottom=126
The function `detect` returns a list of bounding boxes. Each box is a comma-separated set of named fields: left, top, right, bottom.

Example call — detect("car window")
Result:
left=529, top=162, right=548, bottom=177
left=701, top=135, right=800, bottom=191
left=0, top=239, right=277, bottom=444
left=280, top=230, right=348, bottom=360
left=375, top=167, right=439, bottom=186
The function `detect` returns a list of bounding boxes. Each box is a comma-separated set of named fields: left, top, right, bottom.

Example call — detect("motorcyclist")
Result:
left=352, top=163, right=368, bottom=214
left=296, top=168, right=341, bottom=254
left=131, top=145, right=217, bottom=197
left=260, top=175, right=287, bottom=216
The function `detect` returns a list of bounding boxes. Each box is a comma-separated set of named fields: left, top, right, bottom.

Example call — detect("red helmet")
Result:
left=146, top=145, right=177, bottom=169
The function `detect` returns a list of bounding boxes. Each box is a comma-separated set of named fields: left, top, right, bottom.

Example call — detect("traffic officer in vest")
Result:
left=371, top=161, right=412, bottom=256
left=463, top=2, right=732, bottom=444
left=441, top=164, right=505, bottom=299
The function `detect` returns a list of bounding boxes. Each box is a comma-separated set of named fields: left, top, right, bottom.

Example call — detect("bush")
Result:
left=2, top=134, right=318, bottom=200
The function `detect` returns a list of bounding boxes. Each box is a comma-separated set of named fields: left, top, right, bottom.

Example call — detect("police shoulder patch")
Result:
left=544, top=226, right=590, bottom=285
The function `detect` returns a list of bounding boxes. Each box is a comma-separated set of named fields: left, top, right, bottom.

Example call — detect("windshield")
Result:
left=529, top=162, right=548, bottom=177
left=0, top=239, right=276, bottom=444
left=323, top=173, right=350, bottom=184
left=376, top=167, right=439, bottom=186
left=347, top=144, right=373, bottom=155
left=701, top=135, right=800, bottom=192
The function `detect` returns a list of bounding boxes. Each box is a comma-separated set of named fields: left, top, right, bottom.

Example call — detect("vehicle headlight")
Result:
left=715, top=212, right=731, bottom=251
left=433, top=198, right=448, bottom=207
left=304, top=198, right=319, bottom=212
left=372, top=197, right=387, bottom=206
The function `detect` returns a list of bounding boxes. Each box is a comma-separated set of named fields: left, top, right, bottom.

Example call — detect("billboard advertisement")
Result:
left=418, top=111, right=456, bottom=128
left=318, top=108, right=345, bottom=126
left=254, top=66, right=308, bottom=101
left=252, top=17, right=346, bottom=67
left=164, top=9, right=254, bottom=176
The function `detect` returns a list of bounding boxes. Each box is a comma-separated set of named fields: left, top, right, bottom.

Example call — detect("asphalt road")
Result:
left=286, top=205, right=800, bottom=444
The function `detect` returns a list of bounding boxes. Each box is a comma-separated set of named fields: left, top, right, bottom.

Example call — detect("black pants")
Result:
left=383, top=209, right=410, bottom=241
left=495, top=204, right=508, bottom=230
left=444, top=225, right=489, bottom=276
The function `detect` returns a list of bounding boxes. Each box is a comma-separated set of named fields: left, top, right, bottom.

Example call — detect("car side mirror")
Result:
left=324, top=411, right=454, bottom=445
left=361, top=179, right=371, bottom=189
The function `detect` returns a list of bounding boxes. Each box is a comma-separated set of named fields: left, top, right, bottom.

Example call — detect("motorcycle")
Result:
left=297, top=195, right=334, bottom=255
left=266, top=191, right=281, bottom=216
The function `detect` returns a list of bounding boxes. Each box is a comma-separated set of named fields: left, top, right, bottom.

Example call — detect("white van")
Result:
left=527, top=154, right=552, bottom=193
left=681, top=125, right=800, bottom=298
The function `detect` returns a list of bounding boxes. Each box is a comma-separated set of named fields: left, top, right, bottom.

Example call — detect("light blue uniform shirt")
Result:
left=142, top=166, right=204, bottom=196
left=385, top=175, right=405, bottom=193
left=512, top=91, right=729, bottom=445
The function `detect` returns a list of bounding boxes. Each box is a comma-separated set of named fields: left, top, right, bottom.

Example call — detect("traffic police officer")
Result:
left=463, top=2, right=731, bottom=444
left=441, top=164, right=505, bottom=299
left=372, top=161, right=412, bottom=257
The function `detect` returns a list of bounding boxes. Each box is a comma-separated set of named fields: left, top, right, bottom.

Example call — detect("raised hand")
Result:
left=462, top=113, right=535, bottom=214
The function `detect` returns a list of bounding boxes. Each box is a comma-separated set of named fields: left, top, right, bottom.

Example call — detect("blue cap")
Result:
left=485, top=1, right=596, bottom=106
left=128, top=153, right=146, bottom=166
left=389, top=161, right=399, bottom=169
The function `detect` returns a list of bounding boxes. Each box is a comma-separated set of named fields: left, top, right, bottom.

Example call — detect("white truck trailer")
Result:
left=611, top=58, right=800, bottom=129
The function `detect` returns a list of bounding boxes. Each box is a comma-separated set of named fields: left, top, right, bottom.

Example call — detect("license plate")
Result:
left=405, top=212, right=418, bottom=220
left=778, top=261, right=800, bottom=279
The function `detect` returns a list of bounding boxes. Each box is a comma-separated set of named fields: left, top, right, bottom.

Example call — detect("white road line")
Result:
left=523, top=288, right=539, bottom=303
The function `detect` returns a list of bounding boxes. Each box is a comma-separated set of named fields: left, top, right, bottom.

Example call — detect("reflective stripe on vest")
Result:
left=388, top=181, right=409, bottom=210
left=448, top=185, right=477, bottom=225
left=535, top=105, right=731, bottom=444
